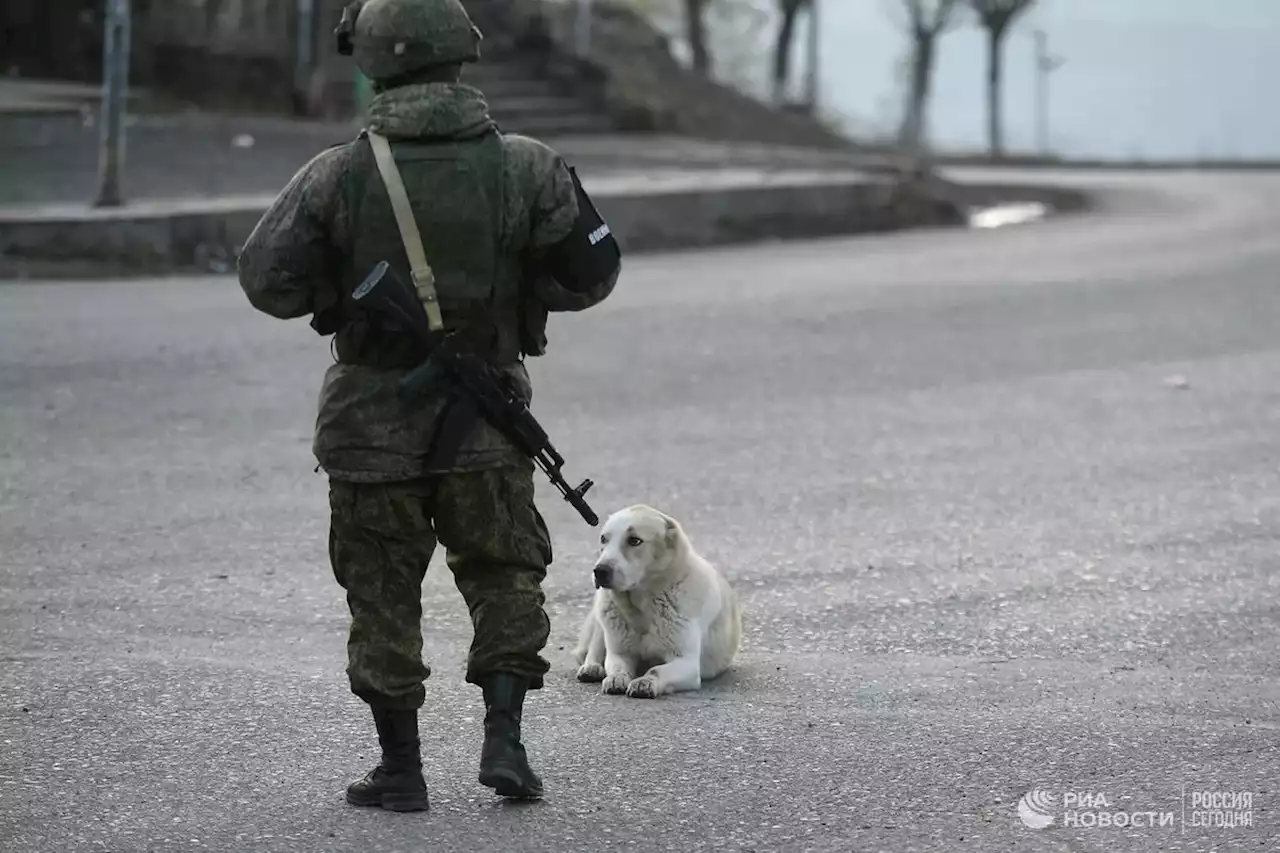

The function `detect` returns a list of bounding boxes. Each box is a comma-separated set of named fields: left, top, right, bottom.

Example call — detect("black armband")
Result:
left=541, top=166, right=621, bottom=293
left=310, top=305, right=344, bottom=336
left=308, top=282, right=345, bottom=336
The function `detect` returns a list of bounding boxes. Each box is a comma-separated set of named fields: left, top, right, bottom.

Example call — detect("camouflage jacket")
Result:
left=237, top=82, right=618, bottom=482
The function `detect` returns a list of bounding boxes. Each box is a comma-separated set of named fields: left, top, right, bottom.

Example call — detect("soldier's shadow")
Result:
left=480, top=794, right=545, bottom=812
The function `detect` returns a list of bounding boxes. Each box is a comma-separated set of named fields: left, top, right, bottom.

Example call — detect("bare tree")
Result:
left=203, top=0, right=224, bottom=39
left=771, top=0, right=810, bottom=104
left=683, top=0, right=713, bottom=74
left=625, top=0, right=776, bottom=87
left=970, top=0, right=1036, bottom=157
left=894, top=0, right=960, bottom=159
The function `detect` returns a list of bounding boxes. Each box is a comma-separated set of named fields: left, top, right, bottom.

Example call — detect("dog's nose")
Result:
left=592, top=564, right=612, bottom=588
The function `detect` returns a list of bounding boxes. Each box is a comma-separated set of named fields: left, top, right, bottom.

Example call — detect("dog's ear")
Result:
left=663, top=515, right=679, bottom=547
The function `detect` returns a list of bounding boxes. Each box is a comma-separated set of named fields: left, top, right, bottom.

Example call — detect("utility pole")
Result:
left=1033, top=28, right=1064, bottom=157
left=574, top=0, right=594, bottom=57
left=805, top=0, right=819, bottom=113
left=95, top=0, right=132, bottom=208
left=294, top=0, right=315, bottom=115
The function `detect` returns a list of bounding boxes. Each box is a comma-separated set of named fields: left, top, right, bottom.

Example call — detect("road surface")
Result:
left=2, top=170, right=1278, bottom=852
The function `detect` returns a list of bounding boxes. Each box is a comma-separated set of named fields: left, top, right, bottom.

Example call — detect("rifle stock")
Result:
left=351, top=261, right=600, bottom=526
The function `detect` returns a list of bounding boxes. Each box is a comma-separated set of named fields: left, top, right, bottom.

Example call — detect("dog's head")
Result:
left=592, top=504, right=682, bottom=592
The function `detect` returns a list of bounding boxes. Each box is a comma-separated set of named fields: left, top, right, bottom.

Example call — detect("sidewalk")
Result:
left=0, top=104, right=902, bottom=207
left=0, top=77, right=147, bottom=119
left=0, top=107, right=1086, bottom=277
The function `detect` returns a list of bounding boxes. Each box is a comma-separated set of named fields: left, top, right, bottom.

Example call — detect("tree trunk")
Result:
left=684, top=0, right=710, bottom=75
left=986, top=24, right=1005, bottom=158
left=899, top=34, right=934, bottom=159
left=772, top=2, right=801, bottom=104
left=203, top=0, right=223, bottom=40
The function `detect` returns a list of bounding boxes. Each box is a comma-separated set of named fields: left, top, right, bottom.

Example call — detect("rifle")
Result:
left=350, top=260, right=599, bottom=526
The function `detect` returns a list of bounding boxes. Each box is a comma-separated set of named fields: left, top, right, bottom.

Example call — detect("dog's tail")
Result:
left=727, top=586, right=744, bottom=655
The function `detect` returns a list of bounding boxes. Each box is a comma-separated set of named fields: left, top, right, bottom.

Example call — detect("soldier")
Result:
left=236, top=0, right=621, bottom=812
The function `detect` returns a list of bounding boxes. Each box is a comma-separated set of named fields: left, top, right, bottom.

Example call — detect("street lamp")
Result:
left=805, top=0, right=820, bottom=113
left=1033, top=28, right=1065, bottom=157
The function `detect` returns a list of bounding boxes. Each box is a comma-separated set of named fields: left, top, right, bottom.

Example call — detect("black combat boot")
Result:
left=477, top=673, right=543, bottom=799
left=345, top=707, right=429, bottom=812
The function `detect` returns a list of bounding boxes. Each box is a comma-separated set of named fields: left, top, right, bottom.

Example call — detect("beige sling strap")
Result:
left=365, top=130, right=445, bottom=332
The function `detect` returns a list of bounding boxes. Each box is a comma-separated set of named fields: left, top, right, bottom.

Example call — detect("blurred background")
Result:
left=2, top=0, right=1277, bottom=162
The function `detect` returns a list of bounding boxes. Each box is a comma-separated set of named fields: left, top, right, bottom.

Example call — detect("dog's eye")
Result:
left=600, top=534, right=607, bottom=544
left=626, top=536, right=643, bottom=547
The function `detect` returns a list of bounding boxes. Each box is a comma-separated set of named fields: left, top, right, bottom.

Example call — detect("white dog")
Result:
left=571, top=504, right=742, bottom=699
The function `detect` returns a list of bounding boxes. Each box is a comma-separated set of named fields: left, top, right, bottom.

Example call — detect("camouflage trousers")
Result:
left=326, top=463, right=553, bottom=710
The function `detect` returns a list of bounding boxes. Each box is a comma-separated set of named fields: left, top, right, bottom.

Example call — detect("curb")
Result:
left=0, top=101, right=89, bottom=117
left=0, top=172, right=1093, bottom=279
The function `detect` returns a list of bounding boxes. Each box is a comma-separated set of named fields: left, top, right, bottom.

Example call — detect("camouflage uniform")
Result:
left=327, top=467, right=553, bottom=705
left=236, top=0, right=618, bottom=811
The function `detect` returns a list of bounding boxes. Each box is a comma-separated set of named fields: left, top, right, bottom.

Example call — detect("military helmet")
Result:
left=336, top=0, right=482, bottom=81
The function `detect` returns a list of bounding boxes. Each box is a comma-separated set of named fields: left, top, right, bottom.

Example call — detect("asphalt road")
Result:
left=2, top=170, right=1278, bottom=853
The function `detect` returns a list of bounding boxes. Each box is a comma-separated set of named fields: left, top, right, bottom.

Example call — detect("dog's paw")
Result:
left=625, top=674, right=662, bottom=699
left=576, top=662, right=606, bottom=683
left=601, top=673, right=631, bottom=695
